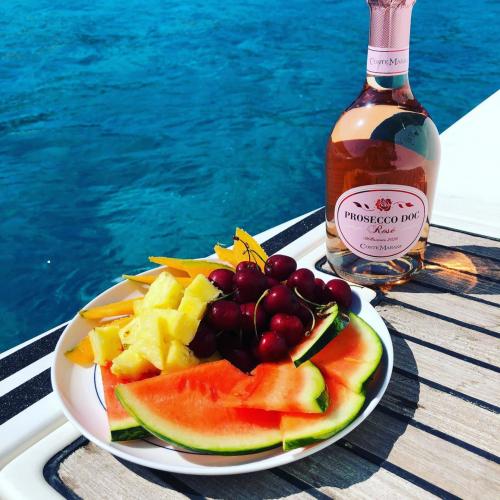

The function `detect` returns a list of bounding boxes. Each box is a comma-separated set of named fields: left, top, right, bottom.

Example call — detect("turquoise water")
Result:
left=1, top=0, right=499, bottom=351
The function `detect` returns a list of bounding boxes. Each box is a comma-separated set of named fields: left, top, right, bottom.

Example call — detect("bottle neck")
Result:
left=366, top=3, right=413, bottom=89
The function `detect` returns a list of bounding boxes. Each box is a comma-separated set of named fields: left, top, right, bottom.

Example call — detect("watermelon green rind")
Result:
left=291, top=305, right=349, bottom=367
left=315, top=388, right=329, bottom=413
left=282, top=388, right=366, bottom=451
left=115, top=386, right=282, bottom=455
left=295, top=361, right=329, bottom=413
left=110, top=419, right=149, bottom=442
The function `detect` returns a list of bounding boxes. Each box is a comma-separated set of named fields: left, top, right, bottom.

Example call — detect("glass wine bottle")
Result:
left=325, top=0, right=440, bottom=287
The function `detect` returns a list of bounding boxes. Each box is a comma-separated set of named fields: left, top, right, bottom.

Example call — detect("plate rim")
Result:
left=51, top=265, right=393, bottom=475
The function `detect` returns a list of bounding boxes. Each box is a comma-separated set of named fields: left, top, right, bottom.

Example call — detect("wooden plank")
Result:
left=59, top=443, right=188, bottom=499
left=58, top=442, right=317, bottom=500
left=282, top=443, right=436, bottom=499
left=377, top=302, right=500, bottom=367
left=425, top=245, right=500, bottom=281
left=429, top=226, right=500, bottom=261
left=383, top=371, right=500, bottom=458
left=391, top=334, right=500, bottom=407
left=173, top=470, right=317, bottom=499
left=414, top=265, right=500, bottom=305
left=384, top=280, right=500, bottom=334
left=346, top=409, right=500, bottom=498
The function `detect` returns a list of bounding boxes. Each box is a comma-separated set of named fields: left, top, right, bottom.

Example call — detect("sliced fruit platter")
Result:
left=52, top=228, right=392, bottom=473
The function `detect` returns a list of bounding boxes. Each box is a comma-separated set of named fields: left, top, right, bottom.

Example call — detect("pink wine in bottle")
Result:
left=325, top=0, right=440, bottom=286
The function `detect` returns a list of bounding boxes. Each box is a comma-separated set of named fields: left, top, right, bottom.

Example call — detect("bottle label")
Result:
left=367, top=46, right=409, bottom=76
left=335, top=184, right=428, bottom=262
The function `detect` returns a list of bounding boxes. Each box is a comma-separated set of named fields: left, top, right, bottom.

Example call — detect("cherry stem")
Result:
left=303, top=302, right=316, bottom=337
left=233, top=236, right=267, bottom=265
left=212, top=290, right=235, bottom=302
left=253, top=289, right=269, bottom=341
left=293, top=288, right=323, bottom=309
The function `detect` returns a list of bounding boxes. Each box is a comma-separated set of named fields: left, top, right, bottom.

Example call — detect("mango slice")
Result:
left=65, top=335, right=94, bottom=367
left=123, top=274, right=156, bottom=285
left=80, top=299, right=137, bottom=320
left=100, top=316, right=133, bottom=328
left=148, top=257, right=234, bottom=277
left=214, top=228, right=268, bottom=271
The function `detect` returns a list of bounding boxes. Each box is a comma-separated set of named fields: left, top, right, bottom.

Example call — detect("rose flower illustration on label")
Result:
left=326, top=0, right=440, bottom=286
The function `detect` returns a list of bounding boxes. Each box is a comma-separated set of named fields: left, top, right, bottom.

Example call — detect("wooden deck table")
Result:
left=0, top=210, right=498, bottom=499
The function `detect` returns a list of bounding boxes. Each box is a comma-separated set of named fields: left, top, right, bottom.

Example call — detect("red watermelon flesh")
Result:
left=221, top=361, right=328, bottom=413
left=115, top=360, right=282, bottom=454
left=311, top=312, right=383, bottom=393
left=100, top=365, right=149, bottom=441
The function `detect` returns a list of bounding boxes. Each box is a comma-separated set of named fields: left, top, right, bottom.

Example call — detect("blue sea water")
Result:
left=1, top=0, right=499, bottom=351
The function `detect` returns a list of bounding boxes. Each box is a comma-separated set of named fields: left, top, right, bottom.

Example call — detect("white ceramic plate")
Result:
left=52, top=265, right=393, bottom=476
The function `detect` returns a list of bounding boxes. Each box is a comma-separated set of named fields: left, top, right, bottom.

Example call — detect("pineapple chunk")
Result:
left=111, top=345, right=157, bottom=379
left=160, top=309, right=200, bottom=345
left=178, top=295, right=207, bottom=320
left=89, top=325, right=122, bottom=365
left=118, top=317, right=141, bottom=346
left=143, top=271, right=183, bottom=309
left=133, top=299, right=145, bottom=316
left=184, top=274, right=220, bottom=302
left=133, top=313, right=169, bottom=370
left=163, top=340, right=199, bottom=374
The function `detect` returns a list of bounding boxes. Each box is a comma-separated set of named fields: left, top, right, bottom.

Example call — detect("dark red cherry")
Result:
left=264, top=255, right=297, bottom=281
left=217, top=331, right=241, bottom=355
left=287, top=268, right=316, bottom=300
left=263, top=285, right=295, bottom=314
left=208, top=268, right=235, bottom=295
left=236, top=261, right=261, bottom=274
left=225, top=348, right=258, bottom=373
left=265, top=276, right=280, bottom=289
left=257, top=331, right=288, bottom=362
left=189, top=323, right=217, bottom=358
left=326, top=279, right=352, bottom=309
left=314, top=277, right=330, bottom=304
left=269, top=314, right=304, bottom=346
left=208, top=300, right=241, bottom=331
left=234, top=269, right=267, bottom=302
left=240, top=302, right=268, bottom=335
left=291, top=302, right=313, bottom=329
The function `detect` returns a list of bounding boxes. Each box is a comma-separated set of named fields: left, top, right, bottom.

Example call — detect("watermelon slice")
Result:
left=115, top=361, right=282, bottom=454
left=290, top=304, right=349, bottom=367
left=100, top=366, right=149, bottom=441
left=281, top=313, right=382, bottom=450
left=222, top=361, right=328, bottom=413
left=312, top=312, right=383, bottom=393
left=281, top=377, right=365, bottom=451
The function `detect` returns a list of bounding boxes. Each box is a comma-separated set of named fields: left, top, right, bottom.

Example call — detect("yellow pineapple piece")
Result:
left=184, top=274, right=220, bottom=302
left=65, top=335, right=94, bottom=367
left=133, top=299, right=145, bottom=316
left=118, top=317, right=141, bottom=346
left=133, top=313, right=169, bottom=370
left=111, top=345, right=157, bottom=379
left=159, top=309, right=199, bottom=345
left=162, top=340, right=199, bottom=374
left=143, top=271, right=183, bottom=309
left=89, top=325, right=122, bottom=366
left=178, top=295, right=207, bottom=320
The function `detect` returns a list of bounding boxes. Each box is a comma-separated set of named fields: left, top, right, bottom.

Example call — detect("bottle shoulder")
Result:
left=330, top=87, right=438, bottom=145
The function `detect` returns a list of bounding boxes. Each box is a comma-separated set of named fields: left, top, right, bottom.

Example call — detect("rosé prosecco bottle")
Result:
left=325, top=0, right=440, bottom=286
